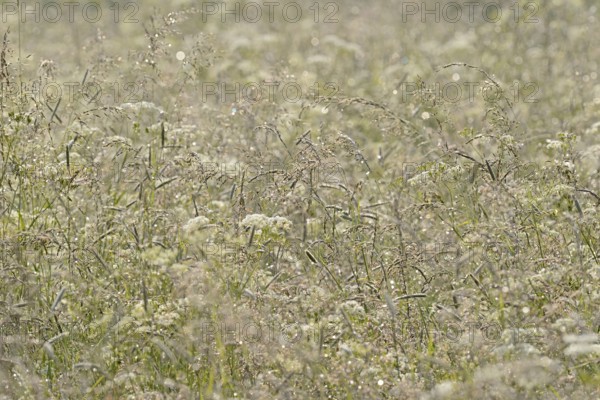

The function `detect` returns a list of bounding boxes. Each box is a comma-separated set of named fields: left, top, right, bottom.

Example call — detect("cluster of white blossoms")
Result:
left=545, top=139, right=563, bottom=150
left=241, top=214, right=270, bottom=229
left=270, top=216, right=293, bottom=232
left=241, top=214, right=292, bottom=234
left=120, top=101, right=164, bottom=114
left=182, top=216, right=210, bottom=234
left=561, top=160, right=575, bottom=172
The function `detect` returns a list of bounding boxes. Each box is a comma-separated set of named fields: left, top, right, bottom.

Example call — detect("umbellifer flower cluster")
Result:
left=241, top=214, right=292, bottom=234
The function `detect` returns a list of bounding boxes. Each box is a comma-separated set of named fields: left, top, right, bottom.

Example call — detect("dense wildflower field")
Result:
left=0, top=1, right=599, bottom=398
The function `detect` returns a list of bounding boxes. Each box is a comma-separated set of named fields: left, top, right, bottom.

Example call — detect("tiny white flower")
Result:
left=562, top=161, right=575, bottom=172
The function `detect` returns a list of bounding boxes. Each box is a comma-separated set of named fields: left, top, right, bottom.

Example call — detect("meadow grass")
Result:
left=0, top=1, right=599, bottom=398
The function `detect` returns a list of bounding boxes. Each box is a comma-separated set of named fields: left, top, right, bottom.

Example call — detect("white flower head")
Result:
left=241, top=214, right=271, bottom=230
left=545, top=139, right=562, bottom=150
left=562, top=161, right=575, bottom=172
left=183, top=216, right=210, bottom=234
left=241, top=214, right=292, bottom=234
left=270, top=216, right=293, bottom=232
